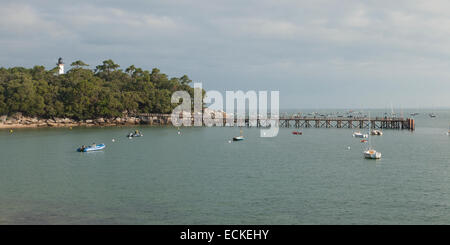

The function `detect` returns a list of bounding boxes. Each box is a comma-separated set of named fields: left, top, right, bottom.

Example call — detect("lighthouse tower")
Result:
left=57, top=57, right=64, bottom=75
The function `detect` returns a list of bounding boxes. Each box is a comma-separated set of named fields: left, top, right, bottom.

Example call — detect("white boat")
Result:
left=371, top=130, right=383, bottom=136
left=233, top=128, right=245, bottom=141
left=364, top=114, right=381, bottom=159
left=353, top=131, right=368, bottom=138
left=364, top=149, right=382, bottom=159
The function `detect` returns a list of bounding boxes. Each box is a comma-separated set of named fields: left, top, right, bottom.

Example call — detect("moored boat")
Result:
left=232, top=136, right=245, bottom=141
left=77, top=144, right=106, bottom=152
left=353, top=131, right=368, bottom=138
left=127, top=130, right=143, bottom=138
left=364, top=149, right=382, bottom=159
left=371, top=130, right=383, bottom=136
left=292, top=131, right=302, bottom=135
left=233, top=128, right=245, bottom=141
left=363, top=114, right=381, bottom=159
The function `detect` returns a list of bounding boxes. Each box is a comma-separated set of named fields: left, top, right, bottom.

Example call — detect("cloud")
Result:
left=1, top=0, right=450, bottom=108
left=0, top=3, right=72, bottom=39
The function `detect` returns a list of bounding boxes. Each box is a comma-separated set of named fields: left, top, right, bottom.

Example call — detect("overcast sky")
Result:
left=1, top=0, right=450, bottom=109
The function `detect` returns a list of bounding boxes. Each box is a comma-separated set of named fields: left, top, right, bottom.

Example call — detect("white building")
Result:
left=57, top=57, right=64, bottom=75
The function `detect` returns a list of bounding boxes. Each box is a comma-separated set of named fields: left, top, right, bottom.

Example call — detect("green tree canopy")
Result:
left=0, top=59, right=203, bottom=119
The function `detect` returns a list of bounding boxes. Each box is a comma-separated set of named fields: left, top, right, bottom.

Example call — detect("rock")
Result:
left=96, top=118, right=105, bottom=123
left=0, top=115, right=7, bottom=123
left=62, top=118, right=71, bottom=123
left=12, top=112, right=23, bottom=120
left=47, top=119, right=55, bottom=123
left=6, top=119, right=16, bottom=124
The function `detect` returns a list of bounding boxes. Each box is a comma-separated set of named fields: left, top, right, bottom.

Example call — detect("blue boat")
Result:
left=77, top=144, right=106, bottom=152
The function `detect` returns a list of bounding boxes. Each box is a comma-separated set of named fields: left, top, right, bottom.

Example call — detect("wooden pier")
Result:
left=134, top=113, right=415, bottom=131
left=274, top=117, right=415, bottom=130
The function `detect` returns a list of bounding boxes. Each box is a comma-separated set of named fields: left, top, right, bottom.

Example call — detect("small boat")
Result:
left=77, top=144, right=106, bottom=152
left=127, top=130, right=143, bottom=138
left=363, top=114, right=381, bottom=159
left=232, top=136, right=245, bottom=141
left=429, top=113, right=437, bottom=118
left=371, top=130, right=383, bottom=136
left=233, top=128, right=245, bottom=141
left=292, top=131, right=302, bottom=135
left=353, top=131, right=368, bottom=138
left=360, top=139, right=367, bottom=143
left=410, top=112, right=419, bottom=116
left=364, top=149, right=382, bottom=159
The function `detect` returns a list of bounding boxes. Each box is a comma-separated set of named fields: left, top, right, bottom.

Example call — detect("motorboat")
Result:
left=292, top=131, right=302, bottom=135
left=127, top=130, right=143, bottom=138
left=77, top=144, right=106, bottom=152
left=353, top=131, right=368, bottom=138
left=371, top=130, right=383, bottom=136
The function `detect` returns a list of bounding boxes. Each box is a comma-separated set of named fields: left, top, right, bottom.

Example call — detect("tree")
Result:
left=71, top=60, right=89, bottom=69
left=95, top=59, right=120, bottom=74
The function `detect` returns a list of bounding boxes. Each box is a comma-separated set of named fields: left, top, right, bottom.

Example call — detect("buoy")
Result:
left=69, top=126, right=72, bottom=130
left=177, top=131, right=181, bottom=135
left=112, top=139, right=115, bottom=142
left=9, top=129, right=13, bottom=133
left=347, top=146, right=351, bottom=150
left=228, top=140, right=232, bottom=143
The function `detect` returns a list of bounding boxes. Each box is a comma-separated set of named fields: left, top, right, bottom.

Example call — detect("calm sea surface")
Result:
left=1, top=109, right=449, bottom=224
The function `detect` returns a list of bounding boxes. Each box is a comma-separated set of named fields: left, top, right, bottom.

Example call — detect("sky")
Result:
left=1, top=0, right=450, bottom=109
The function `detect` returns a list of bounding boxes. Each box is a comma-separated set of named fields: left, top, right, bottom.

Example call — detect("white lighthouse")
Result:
left=57, top=57, right=64, bottom=75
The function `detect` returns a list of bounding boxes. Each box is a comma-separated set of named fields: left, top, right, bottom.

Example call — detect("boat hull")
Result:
left=353, top=132, right=368, bottom=138
left=127, top=133, right=143, bottom=138
left=77, top=144, right=106, bottom=152
left=233, top=136, right=245, bottom=141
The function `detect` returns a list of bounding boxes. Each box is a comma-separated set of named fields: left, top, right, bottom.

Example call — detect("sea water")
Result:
left=0, top=109, right=449, bottom=224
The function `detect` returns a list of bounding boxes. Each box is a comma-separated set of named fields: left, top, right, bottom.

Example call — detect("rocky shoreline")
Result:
left=0, top=113, right=173, bottom=129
